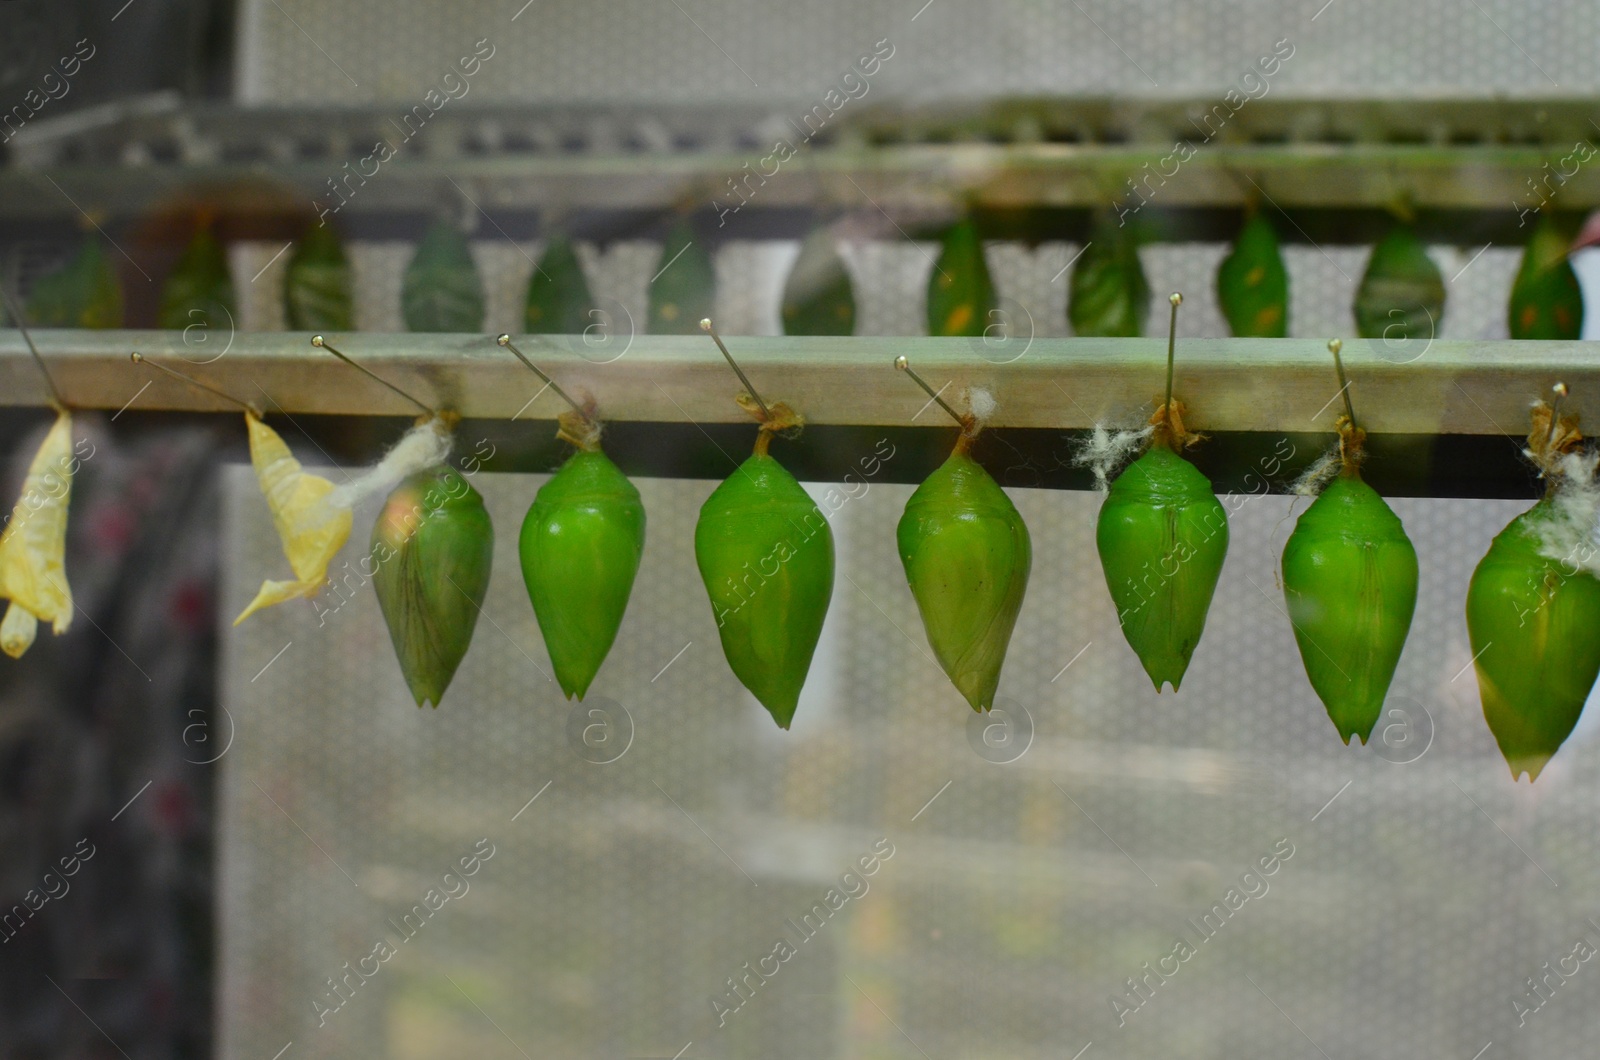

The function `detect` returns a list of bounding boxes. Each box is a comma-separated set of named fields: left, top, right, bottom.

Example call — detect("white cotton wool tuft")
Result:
left=1290, top=442, right=1344, bottom=498
left=326, top=416, right=456, bottom=513
left=1072, top=423, right=1154, bottom=494
left=1530, top=447, right=1600, bottom=574
left=967, top=387, right=997, bottom=428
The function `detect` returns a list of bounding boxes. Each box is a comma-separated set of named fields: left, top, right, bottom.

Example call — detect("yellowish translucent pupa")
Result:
left=0, top=409, right=77, bottom=658
left=234, top=411, right=352, bottom=625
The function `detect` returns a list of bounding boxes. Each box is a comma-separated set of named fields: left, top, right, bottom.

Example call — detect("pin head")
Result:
left=130, top=352, right=144, bottom=364
left=1169, top=292, right=1182, bottom=307
left=894, top=355, right=909, bottom=371
left=311, top=335, right=325, bottom=347
left=496, top=334, right=510, bottom=346
left=700, top=318, right=713, bottom=332
left=1328, top=338, right=1342, bottom=355
left=1554, top=382, right=1569, bottom=399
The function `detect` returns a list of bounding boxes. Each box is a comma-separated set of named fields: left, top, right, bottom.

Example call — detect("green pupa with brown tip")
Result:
left=371, top=461, right=494, bottom=708
left=1095, top=294, right=1228, bottom=691
left=896, top=380, right=1030, bottom=712
left=1280, top=344, right=1419, bottom=744
left=1466, top=394, right=1600, bottom=781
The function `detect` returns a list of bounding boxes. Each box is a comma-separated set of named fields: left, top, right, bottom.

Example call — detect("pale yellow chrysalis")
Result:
left=0, top=409, right=76, bottom=658
left=234, top=411, right=352, bottom=625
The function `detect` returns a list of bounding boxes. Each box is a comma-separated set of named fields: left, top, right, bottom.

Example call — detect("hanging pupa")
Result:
left=26, top=236, right=123, bottom=329
left=1094, top=294, right=1228, bottom=690
left=693, top=320, right=833, bottom=728
left=0, top=302, right=76, bottom=657
left=500, top=337, right=645, bottom=700
left=894, top=360, right=1030, bottom=711
left=314, top=338, right=492, bottom=707
left=926, top=217, right=995, bottom=338
left=1216, top=210, right=1289, bottom=338
left=284, top=222, right=354, bottom=331
left=649, top=220, right=715, bottom=334
left=782, top=226, right=856, bottom=336
left=1280, top=340, right=1419, bottom=744
left=1465, top=386, right=1600, bottom=781
left=129, top=352, right=354, bottom=625
left=1354, top=222, right=1444, bottom=342
left=1508, top=213, right=1583, bottom=340
left=524, top=235, right=595, bottom=335
left=159, top=220, right=236, bottom=333
left=1069, top=210, right=1150, bottom=337
left=402, top=220, right=485, bottom=333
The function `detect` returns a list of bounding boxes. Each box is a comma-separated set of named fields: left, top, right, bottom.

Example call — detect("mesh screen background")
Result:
left=220, top=467, right=1600, bottom=1059
left=216, top=1, right=1600, bottom=1057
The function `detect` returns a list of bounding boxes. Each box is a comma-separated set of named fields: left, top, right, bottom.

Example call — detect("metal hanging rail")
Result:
left=0, top=330, right=1588, bottom=436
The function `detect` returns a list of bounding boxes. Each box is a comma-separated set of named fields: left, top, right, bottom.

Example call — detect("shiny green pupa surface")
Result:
left=1096, top=446, right=1228, bottom=691
left=371, top=466, right=494, bottom=708
left=1216, top=212, right=1289, bottom=338
left=519, top=449, right=646, bottom=700
left=1466, top=501, right=1600, bottom=781
left=695, top=453, right=834, bottom=729
left=1508, top=213, right=1583, bottom=340
left=649, top=221, right=715, bottom=335
left=525, top=235, right=596, bottom=335
left=782, top=227, right=856, bottom=336
left=158, top=224, right=236, bottom=333
left=1281, top=474, right=1419, bottom=744
left=925, top=218, right=995, bottom=338
left=898, top=450, right=1031, bottom=712
left=284, top=223, right=354, bottom=331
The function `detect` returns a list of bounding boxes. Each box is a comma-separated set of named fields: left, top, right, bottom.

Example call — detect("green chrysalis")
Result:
left=402, top=221, right=484, bottom=333
left=284, top=222, right=354, bottom=331
left=371, top=464, right=494, bottom=708
left=1466, top=396, right=1600, bottom=781
left=895, top=364, right=1030, bottom=712
left=1216, top=211, right=1289, bottom=338
left=159, top=223, right=235, bottom=332
left=506, top=349, right=646, bottom=701
left=649, top=220, right=715, bottom=335
left=1069, top=211, right=1149, bottom=338
left=782, top=227, right=856, bottom=336
left=525, top=235, right=595, bottom=335
left=26, top=237, right=123, bottom=329
left=1508, top=213, right=1583, bottom=340
left=693, top=324, right=833, bottom=728
left=1280, top=342, right=1419, bottom=744
left=1354, top=224, right=1444, bottom=342
left=926, top=217, right=995, bottom=338
left=1095, top=294, right=1227, bottom=690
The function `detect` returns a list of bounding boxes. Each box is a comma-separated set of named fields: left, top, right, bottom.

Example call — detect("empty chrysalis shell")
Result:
left=0, top=409, right=77, bottom=658
left=519, top=434, right=646, bottom=701
left=926, top=217, right=995, bottom=338
left=1280, top=414, right=1419, bottom=744
left=371, top=465, right=494, bottom=708
left=897, top=402, right=1031, bottom=712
